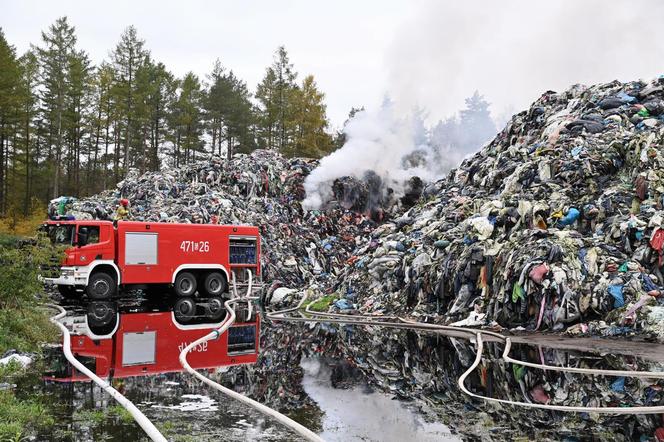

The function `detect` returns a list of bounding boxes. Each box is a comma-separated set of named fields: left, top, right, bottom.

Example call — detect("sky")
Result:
left=3, top=0, right=664, bottom=129
left=2, top=0, right=418, bottom=129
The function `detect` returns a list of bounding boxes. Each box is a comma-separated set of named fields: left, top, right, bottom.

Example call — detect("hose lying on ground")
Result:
left=265, top=291, right=664, bottom=414
left=178, top=271, right=324, bottom=442
left=48, top=304, right=167, bottom=442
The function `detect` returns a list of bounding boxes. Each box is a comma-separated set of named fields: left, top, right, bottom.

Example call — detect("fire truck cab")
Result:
left=42, top=220, right=260, bottom=300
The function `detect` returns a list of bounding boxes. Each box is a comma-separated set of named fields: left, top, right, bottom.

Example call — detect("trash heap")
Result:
left=334, top=77, right=664, bottom=336
left=69, top=150, right=372, bottom=289
left=327, top=173, right=424, bottom=221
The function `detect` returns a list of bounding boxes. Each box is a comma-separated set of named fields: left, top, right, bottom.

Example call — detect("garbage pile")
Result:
left=68, top=150, right=372, bottom=289
left=326, top=173, right=424, bottom=222
left=333, top=77, right=664, bottom=336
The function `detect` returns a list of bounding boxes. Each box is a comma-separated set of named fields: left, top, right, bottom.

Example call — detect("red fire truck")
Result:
left=42, top=220, right=260, bottom=300
left=44, top=309, right=259, bottom=382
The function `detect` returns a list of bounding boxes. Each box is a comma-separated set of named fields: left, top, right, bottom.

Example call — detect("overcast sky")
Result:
left=2, top=0, right=419, bottom=129
left=3, top=0, right=664, bottom=129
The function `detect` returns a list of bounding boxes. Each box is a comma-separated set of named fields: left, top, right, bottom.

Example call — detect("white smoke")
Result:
left=302, top=102, right=443, bottom=210
left=386, top=0, right=664, bottom=121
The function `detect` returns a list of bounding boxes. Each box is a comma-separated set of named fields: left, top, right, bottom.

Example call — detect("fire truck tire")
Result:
left=86, top=272, right=116, bottom=300
left=204, top=297, right=225, bottom=321
left=202, top=272, right=227, bottom=297
left=57, top=285, right=78, bottom=299
left=175, top=272, right=197, bottom=297
left=87, top=301, right=116, bottom=328
left=174, top=297, right=196, bottom=323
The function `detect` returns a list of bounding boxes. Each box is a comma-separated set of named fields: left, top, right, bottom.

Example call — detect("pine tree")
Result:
left=205, top=60, right=256, bottom=159
left=458, top=91, right=496, bottom=151
left=110, top=26, right=148, bottom=176
left=146, top=62, right=176, bottom=171
left=204, top=59, right=226, bottom=155
left=64, top=49, right=92, bottom=195
left=133, top=57, right=175, bottom=172
left=333, top=106, right=364, bottom=149
left=0, top=28, right=21, bottom=214
left=170, top=73, right=204, bottom=166
left=255, top=67, right=277, bottom=150
left=88, top=63, right=114, bottom=192
left=223, top=72, right=255, bottom=158
left=256, top=46, right=298, bottom=153
left=291, top=75, right=332, bottom=158
left=35, top=16, right=77, bottom=199
left=17, top=51, right=39, bottom=215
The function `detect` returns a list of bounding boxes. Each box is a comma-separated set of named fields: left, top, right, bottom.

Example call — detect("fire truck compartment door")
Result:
left=125, top=232, right=158, bottom=265
left=122, top=331, right=156, bottom=366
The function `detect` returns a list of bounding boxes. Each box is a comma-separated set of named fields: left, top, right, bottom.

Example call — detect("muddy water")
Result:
left=37, top=297, right=664, bottom=441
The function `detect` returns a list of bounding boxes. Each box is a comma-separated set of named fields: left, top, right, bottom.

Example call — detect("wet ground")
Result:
left=32, top=295, right=664, bottom=441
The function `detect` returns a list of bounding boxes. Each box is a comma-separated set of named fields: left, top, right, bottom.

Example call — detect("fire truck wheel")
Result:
left=87, top=301, right=116, bottom=328
left=205, top=297, right=225, bottom=321
left=174, top=297, right=196, bottom=323
left=86, top=272, right=116, bottom=300
left=175, top=272, right=197, bottom=297
left=202, top=272, right=227, bottom=297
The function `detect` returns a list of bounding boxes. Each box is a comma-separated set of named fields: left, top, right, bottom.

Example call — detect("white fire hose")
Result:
left=48, top=304, right=167, bottom=442
left=179, top=270, right=324, bottom=442
left=266, top=291, right=664, bottom=414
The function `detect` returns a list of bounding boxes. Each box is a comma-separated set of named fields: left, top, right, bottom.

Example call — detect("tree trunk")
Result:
left=211, top=124, right=217, bottom=157
left=23, top=107, right=30, bottom=216
left=54, top=103, right=63, bottom=199
left=0, top=118, right=5, bottom=215
left=153, top=115, right=159, bottom=170
left=114, top=121, right=120, bottom=183
left=103, top=96, right=111, bottom=190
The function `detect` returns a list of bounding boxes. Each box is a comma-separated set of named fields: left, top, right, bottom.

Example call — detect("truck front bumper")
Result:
left=43, top=266, right=88, bottom=286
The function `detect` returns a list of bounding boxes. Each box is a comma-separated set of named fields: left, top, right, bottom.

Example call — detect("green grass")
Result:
left=73, top=404, right=139, bottom=428
left=74, top=408, right=109, bottom=425
left=108, top=405, right=135, bottom=424
left=0, top=309, right=56, bottom=355
left=0, top=232, right=61, bottom=440
left=0, top=233, right=19, bottom=248
left=307, top=294, right=337, bottom=312
left=0, top=366, right=54, bottom=441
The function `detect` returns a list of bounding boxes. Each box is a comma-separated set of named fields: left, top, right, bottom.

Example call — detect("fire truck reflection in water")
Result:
left=44, top=302, right=259, bottom=382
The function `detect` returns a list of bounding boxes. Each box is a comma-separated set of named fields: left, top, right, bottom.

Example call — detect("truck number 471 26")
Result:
left=180, top=241, right=210, bottom=253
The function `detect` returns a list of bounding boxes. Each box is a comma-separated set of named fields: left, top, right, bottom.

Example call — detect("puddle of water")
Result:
left=301, top=356, right=459, bottom=442
left=33, top=297, right=664, bottom=441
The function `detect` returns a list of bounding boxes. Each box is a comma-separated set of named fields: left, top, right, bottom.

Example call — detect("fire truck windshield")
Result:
left=45, top=224, right=74, bottom=245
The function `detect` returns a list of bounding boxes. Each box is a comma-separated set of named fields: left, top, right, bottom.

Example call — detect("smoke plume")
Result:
left=303, top=1, right=664, bottom=211
left=302, top=102, right=445, bottom=210
left=386, top=0, right=664, bottom=120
